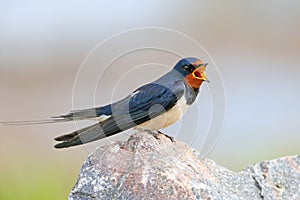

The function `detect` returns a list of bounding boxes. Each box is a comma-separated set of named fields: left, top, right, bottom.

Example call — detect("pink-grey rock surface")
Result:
left=68, top=131, right=300, bottom=200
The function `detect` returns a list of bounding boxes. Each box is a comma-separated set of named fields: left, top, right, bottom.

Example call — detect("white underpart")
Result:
left=136, top=97, right=188, bottom=131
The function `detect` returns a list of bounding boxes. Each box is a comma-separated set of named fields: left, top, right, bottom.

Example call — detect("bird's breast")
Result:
left=136, top=97, right=188, bottom=131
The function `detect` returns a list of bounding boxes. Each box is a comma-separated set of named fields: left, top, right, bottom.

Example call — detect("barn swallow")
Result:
left=1, top=57, right=208, bottom=148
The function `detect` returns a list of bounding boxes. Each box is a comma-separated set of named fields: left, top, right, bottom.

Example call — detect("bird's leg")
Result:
left=135, top=127, right=161, bottom=141
left=135, top=127, right=175, bottom=142
left=156, top=130, right=175, bottom=143
left=150, top=130, right=160, bottom=141
left=145, top=130, right=162, bottom=141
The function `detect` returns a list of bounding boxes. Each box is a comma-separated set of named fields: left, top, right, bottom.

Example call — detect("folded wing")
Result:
left=54, top=82, right=185, bottom=148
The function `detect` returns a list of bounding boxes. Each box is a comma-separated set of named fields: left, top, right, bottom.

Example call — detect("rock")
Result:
left=68, top=131, right=300, bottom=200
left=245, top=156, right=300, bottom=199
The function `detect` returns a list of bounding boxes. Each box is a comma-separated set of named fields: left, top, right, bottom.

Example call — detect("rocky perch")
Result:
left=69, top=131, right=300, bottom=200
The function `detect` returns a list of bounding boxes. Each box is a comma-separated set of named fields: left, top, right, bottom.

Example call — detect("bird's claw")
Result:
left=154, top=131, right=175, bottom=143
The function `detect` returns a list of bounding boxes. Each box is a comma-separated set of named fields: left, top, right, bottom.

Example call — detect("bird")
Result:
left=1, top=57, right=209, bottom=148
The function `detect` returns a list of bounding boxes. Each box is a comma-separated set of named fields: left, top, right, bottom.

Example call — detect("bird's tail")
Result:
left=54, top=122, right=111, bottom=148
left=0, top=108, right=101, bottom=126
left=0, top=118, right=71, bottom=125
left=54, top=116, right=127, bottom=149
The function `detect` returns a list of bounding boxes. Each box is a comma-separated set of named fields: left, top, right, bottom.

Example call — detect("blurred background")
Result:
left=1, top=1, right=299, bottom=199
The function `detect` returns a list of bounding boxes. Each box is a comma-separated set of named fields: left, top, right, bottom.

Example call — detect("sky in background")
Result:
left=0, top=1, right=299, bottom=199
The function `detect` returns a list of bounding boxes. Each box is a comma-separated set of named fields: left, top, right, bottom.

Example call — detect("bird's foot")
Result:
left=150, top=131, right=161, bottom=141
left=156, top=131, right=176, bottom=143
left=137, top=128, right=175, bottom=143
left=142, top=130, right=161, bottom=141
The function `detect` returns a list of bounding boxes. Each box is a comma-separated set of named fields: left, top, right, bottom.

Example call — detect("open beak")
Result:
left=192, top=64, right=209, bottom=82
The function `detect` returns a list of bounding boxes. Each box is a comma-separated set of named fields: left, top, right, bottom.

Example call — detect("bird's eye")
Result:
left=183, top=65, right=194, bottom=72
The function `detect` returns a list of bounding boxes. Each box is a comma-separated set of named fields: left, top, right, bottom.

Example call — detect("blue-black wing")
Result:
left=54, top=82, right=185, bottom=148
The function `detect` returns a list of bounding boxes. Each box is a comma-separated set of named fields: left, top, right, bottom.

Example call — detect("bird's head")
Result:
left=174, top=57, right=209, bottom=89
